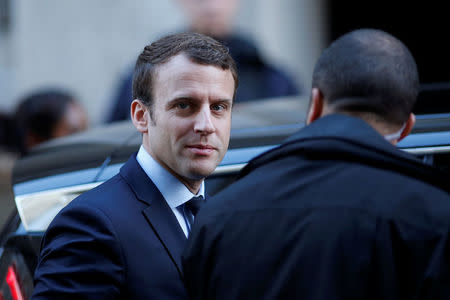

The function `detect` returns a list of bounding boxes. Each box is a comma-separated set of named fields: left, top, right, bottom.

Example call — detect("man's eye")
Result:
left=176, top=102, right=190, bottom=109
left=211, top=103, right=226, bottom=111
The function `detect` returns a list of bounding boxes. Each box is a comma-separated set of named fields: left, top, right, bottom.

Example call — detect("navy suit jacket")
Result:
left=32, top=154, right=188, bottom=299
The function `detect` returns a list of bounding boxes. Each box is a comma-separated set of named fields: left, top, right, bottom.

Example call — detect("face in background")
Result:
left=52, top=101, right=89, bottom=138
left=21, top=98, right=89, bottom=151
left=132, top=53, right=235, bottom=192
left=177, top=0, right=239, bottom=38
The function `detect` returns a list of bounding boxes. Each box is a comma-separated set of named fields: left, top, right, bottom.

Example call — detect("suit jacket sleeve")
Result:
left=31, top=204, right=125, bottom=300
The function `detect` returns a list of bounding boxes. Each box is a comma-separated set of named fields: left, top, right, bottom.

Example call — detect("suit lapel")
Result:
left=120, top=154, right=187, bottom=277
left=142, top=205, right=186, bottom=277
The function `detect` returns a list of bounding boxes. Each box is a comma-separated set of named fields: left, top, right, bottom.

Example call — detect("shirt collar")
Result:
left=136, top=145, right=205, bottom=208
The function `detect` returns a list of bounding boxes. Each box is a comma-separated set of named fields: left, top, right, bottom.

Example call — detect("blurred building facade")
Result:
left=0, top=0, right=327, bottom=124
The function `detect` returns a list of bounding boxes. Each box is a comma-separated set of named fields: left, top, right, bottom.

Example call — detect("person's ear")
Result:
left=397, top=113, right=415, bottom=142
left=131, top=99, right=149, bottom=133
left=306, top=88, right=325, bottom=125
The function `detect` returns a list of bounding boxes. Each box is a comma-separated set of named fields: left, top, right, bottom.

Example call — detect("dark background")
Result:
left=328, top=1, right=449, bottom=85
left=328, top=1, right=449, bottom=113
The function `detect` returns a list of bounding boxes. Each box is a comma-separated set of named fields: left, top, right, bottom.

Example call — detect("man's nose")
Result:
left=194, top=107, right=215, bottom=134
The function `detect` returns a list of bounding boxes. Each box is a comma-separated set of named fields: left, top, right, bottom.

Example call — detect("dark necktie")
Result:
left=185, top=195, right=205, bottom=217
left=184, top=195, right=205, bottom=231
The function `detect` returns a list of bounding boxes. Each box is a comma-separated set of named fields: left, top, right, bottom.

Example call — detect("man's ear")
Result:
left=306, top=88, right=325, bottom=125
left=131, top=99, right=149, bottom=133
left=398, top=113, right=416, bottom=142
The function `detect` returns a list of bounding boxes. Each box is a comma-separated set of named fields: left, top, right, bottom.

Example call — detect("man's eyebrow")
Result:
left=166, top=96, right=195, bottom=105
left=213, top=98, right=232, bottom=103
left=209, top=96, right=233, bottom=102
left=167, top=96, right=232, bottom=104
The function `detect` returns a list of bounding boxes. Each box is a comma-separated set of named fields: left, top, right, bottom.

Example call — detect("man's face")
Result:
left=143, top=53, right=234, bottom=187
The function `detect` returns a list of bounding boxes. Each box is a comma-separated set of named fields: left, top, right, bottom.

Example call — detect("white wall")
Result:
left=9, top=0, right=185, bottom=123
left=1, top=0, right=327, bottom=125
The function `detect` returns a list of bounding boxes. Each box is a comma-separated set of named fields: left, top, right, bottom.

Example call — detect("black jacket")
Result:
left=183, top=114, right=450, bottom=300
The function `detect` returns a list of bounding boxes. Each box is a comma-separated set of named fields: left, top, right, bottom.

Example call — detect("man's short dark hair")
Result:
left=312, top=28, right=419, bottom=125
left=132, top=32, right=238, bottom=111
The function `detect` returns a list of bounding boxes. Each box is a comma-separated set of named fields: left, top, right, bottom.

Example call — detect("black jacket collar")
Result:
left=240, top=114, right=450, bottom=193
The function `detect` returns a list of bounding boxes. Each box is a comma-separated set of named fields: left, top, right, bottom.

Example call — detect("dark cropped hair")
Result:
left=132, top=32, right=238, bottom=110
left=312, top=28, right=419, bottom=125
left=14, top=89, right=76, bottom=152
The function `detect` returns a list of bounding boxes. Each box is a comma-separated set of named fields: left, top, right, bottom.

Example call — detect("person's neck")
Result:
left=176, top=176, right=202, bottom=194
left=323, top=110, right=403, bottom=145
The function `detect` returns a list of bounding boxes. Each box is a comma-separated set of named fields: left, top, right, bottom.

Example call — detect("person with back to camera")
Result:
left=106, top=0, right=299, bottom=123
left=31, top=32, right=237, bottom=299
left=182, top=28, right=450, bottom=299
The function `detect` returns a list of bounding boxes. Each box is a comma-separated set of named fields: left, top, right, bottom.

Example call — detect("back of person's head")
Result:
left=312, top=28, right=419, bottom=126
left=132, top=32, right=238, bottom=112
left=15, top=88, right=88, bottom=153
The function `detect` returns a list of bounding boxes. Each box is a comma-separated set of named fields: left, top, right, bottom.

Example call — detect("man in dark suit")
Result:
left=31, top=32, right=237, bottom=299
left=182, top=29, right=450, bottom=299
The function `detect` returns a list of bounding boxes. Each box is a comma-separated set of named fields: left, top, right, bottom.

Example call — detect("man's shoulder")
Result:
left=376, top=167, right=450, bottom=219
left=76, top=174, right=129, bottom=203
left=243, top=115, right=450, bottom=193
left=204, top=150, right=450, bottom=224
left=51, top=174, right=133, bottom=224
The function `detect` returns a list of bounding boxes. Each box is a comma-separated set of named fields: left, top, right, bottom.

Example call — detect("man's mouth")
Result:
left=186, top=144, right=216, bottom=155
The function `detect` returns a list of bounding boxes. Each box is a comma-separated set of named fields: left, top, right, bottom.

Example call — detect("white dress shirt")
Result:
left=136, top=145, right=205, bottom=237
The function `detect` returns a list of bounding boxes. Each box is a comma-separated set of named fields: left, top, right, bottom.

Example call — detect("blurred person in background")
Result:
left=106, top=0, right=301, bottom=123
left=14, top=88, right=88, bottom=155
left=0, top=88, right=88, bottom=227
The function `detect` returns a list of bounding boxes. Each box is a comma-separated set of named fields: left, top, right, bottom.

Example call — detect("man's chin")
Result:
left=186, top=166, right=216, bottom=180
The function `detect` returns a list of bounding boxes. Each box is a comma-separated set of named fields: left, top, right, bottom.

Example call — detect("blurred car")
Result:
left=1, top=93, right=450, bottom=299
